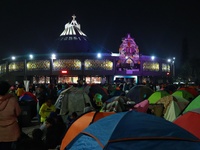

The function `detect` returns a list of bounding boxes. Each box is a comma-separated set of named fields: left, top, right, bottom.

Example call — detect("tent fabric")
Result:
left=164, top=84, right=178, bottom=94
left=54, top=86, right=92, bottom=119
left=179, top=87, right=199, bottom=97
left=156, top=95, right=189, bottom=122
left=60, top=111, right=114, bottom=150
left=172, top=90, right=194, bottom=101
left=19, top=92, right=37, bottom=120
left=148, top=90, right=170, bottom=104
left=84, top=84, right=109, bottom=102
left=66, top=111, right=200, bottom=150
left=126, top=85, right=154, bottom=104
left=110, top=89, right=124, bottom=97
left=55, top=86, right=73, bottom=109
left=182, top=95, right=200, bottom=114
left=148, top=104, right=164, bottom=117
left=174, top=108, right=200, bottom=139
left=19, top=92, right=37, bottom=102
left=132, top=99, right=149, bottom=113
left=100, top=96, right=133, bottom=112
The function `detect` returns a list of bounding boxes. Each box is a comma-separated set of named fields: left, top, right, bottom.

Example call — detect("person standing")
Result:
left=36, top=84, right=48, bottom=123
left=57, top=84, right=64, bottom=98
left=0, top=81, right=21, bottom=150
left=15, top=83, right=25, bottom=99
left=36, top=84, right=47, bottom=108
left=46, top=83, right=57, bottom=104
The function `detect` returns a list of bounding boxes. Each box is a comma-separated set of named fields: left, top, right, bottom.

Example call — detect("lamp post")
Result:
left=24, top=54, right=33, bottom=92
left=172, top=57, right=175, bottom=77
left=167, top=57, right=175, bottom=77
left=24, top=59, right=27, bottom=80
left=24, top=54, right=34, bottom=80
left=50, top=54, right=56, bottom=84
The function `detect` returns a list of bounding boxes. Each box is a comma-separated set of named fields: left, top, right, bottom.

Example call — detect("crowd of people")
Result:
left=0, top=81, right=70, bottom=150
left=1, top=78, right=199, bottom=149
left=0, top=78, right=142, bottom=150
left=0, top=79, right=111, bottom=150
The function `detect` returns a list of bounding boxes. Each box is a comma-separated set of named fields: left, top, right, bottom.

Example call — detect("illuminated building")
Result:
left=0, top=15, right=173, bottom=85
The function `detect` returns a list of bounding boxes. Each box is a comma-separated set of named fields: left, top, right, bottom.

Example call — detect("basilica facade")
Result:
left=0, top=15, right=173, bottom=85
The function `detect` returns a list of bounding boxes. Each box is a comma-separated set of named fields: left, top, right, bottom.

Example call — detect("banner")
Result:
left=23, top=80, right=30, bottom=92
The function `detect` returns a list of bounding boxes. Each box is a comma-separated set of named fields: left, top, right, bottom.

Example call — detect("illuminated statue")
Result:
left=119, top=34, right=140, bottom=69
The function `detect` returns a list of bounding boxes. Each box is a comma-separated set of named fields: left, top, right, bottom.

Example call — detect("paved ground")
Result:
left=21, top=117, right=40, bottom=137
left=21, top=117, right=61, bottom=150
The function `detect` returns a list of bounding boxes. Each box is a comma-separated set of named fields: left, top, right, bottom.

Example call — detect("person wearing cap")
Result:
left=93, top=93, right=103, bottom=111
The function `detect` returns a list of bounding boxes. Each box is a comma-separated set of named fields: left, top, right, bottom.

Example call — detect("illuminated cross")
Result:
left=72, top=14, right=76, bottom=20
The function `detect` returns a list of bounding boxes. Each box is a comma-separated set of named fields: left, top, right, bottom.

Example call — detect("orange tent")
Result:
left=60, top=111, right=115, bottom=150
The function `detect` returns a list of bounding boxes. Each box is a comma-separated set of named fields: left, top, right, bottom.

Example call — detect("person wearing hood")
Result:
left=0, top=81, right=21, bottom=150
left=93, top=93, right=103, bottom=111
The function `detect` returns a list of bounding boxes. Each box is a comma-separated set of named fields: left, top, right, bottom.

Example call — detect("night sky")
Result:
left=0, top=0, right=200, bottom=66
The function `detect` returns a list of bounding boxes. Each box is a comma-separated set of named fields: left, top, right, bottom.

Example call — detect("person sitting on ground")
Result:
left=83, top=102, right=93, bottom=113
left=17, top=128, right=45, bottom=150
left=66, top=112, right=78, bottom=128
left=44, top=117, right=61, bottom=149
left=48, top=112, right=67, bottom=145
left=31, top=128, right=45, bottom=149
left=39, top=97, right=56, bottom=124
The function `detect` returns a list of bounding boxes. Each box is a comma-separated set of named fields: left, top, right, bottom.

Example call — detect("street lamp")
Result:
left=11, top=56, right=16, bottom=60
left=29, top=54, right=33, bottom=59
left=97, top=53, right=101, bottom=59
left=167, top=59, right=171, bottom=74
left=167, top=57, right=175, bottom=77
left=151, top=56, right=155, bottom=61
left=51, top=53, right=56, bottom=60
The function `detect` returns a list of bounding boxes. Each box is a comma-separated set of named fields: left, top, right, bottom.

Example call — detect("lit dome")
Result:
left=55, top=15, right=89, bottom=53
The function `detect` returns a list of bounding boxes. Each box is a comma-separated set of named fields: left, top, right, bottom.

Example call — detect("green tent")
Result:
left=182, top=95, right=200, bottom=114
left=156, top=95, right=189, bottom=122
left=172, top=90, right=194, bottom=101
left=148, top=90, right=170, bottom=104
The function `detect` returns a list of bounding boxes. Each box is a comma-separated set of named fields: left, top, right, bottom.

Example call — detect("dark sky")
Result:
left=0, top=0, right=200, bottom=65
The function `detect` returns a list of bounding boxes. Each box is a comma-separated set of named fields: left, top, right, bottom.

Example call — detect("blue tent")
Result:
left=65, top=111, right=200, bottom=150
